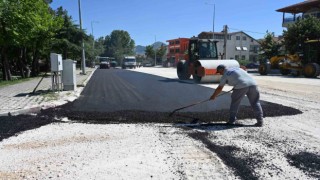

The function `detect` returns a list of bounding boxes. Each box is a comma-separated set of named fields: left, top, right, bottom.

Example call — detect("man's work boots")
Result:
left=254, top=121, right=263, bottom=127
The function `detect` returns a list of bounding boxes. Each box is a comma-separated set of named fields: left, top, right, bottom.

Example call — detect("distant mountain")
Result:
left=135, top=45, right=146, bottom=55
left=135, top=41, right=167, bottom=55
left=152, top=41, right=167, bottom=49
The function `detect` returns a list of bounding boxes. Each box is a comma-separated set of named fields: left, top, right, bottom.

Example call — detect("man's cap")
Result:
left=217, top=64, right=226, bottom=71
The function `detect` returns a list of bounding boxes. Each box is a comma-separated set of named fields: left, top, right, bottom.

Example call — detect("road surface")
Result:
left=71, top=68, right=235, bottom=112
left=0, top=67, right=319, bottom=180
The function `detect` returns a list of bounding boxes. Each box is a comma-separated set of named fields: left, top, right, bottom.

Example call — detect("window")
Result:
left=242, top=55, right=246, bottom=60
left=250, top=45, right=259, bottom=53
left=215, top=34, right=224, bottom=39
left=242, top=36, right=247, bottom=41
left=235, top=55, right=239, bottom=60
left=236, top=47, right=241, bottom=51
left=170, top=49, right=174, bottom=53
left=214, top=34, right=232, bottom=40
left=175, top=49, right=180, bottom=53
left=236, top=36, right=240, bottom=40
left=175, top=41, right=180, bottom=44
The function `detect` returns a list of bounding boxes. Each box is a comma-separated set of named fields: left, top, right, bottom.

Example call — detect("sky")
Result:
left=50, top=0, right=303, bottom=46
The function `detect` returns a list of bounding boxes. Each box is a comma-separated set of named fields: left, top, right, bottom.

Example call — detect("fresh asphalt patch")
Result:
left=35, top=100, right=302, bottom=124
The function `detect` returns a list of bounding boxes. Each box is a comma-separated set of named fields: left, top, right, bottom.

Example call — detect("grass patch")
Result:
left=0, top=77, right=36, bottom=87
left=41, top=92, right=59, bottom=102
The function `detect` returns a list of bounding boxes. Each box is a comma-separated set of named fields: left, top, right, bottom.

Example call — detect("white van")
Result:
left=122, top=56, right=137, bottom=69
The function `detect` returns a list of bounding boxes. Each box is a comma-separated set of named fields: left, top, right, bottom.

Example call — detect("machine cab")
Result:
left=188, top=38, right=218, bottom=63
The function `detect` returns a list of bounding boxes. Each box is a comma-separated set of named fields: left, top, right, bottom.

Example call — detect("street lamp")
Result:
left=91, top=21, right=98, bottom=68
left=78, top=0, right=86, bottom=74
left=154, top=35, right=157, bottom=66
left=205, top=2, right=215, bottom=40
left=91, top=21, right=99, bottom=49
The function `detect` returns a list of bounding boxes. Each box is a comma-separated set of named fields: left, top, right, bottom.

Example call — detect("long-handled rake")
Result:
left=168, top=89, right=233, bottom=117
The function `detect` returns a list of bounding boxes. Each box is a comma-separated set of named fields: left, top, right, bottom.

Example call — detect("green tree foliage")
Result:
left=145, top=45, right=155, bottom=59
left=103, top=30, right=135, bottom=61
left=283, top=16, right=320, bottom=54
left=260, top=32, right=281, bottom=59
left=0, top=0, right=63, bottom=80
left=51, top=7, right=86, bottom=60
left=156, top=45, right=166, bottom=61
left=94, top=37, right=106, bottom=57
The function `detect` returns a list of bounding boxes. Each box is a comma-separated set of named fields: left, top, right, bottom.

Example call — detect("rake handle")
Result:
left=169, top=88, right=234, bottom=117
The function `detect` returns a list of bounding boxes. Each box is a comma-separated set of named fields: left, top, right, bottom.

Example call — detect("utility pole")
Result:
left=91, top=22, right=94, bottom=49
left=91, top=21, right=98, bottom=68
left=223, top=25, right=228, bottom=59
left=154, top=35, right=157, bottom=66
left=91, top=21, right=99, bottom=49
left=78, top=0, right=86, bottom=74
left=212, top=4, right=215, bottom=40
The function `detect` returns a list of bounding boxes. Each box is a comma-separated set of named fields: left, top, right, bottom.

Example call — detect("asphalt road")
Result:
left=70, top=69, right=238, bottom=112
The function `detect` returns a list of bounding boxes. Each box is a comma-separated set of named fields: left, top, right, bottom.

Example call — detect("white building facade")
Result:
left=198, top=31, right=261, bottom=63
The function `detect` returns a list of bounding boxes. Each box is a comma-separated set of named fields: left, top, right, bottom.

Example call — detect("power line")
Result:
left=228, top=27, right=266, bottom=35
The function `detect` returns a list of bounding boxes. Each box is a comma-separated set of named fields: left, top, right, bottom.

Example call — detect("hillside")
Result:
left=135, top=41, right=167, bottom=55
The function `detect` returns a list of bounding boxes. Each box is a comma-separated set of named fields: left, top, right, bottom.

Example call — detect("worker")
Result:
left=210, top=65, right=264, bottom=127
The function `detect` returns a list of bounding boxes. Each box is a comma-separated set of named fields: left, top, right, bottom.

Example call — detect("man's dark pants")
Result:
left=229, top=85, right=263, bottom=123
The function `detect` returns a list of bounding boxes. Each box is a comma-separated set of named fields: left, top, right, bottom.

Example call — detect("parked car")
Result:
left=143, top=62, right=153, bottom=67
left=246, top=62, right=259, bottom=69
left=100, top=60, right=110, bottom=69
left=110, top=61, right=117, bottom=68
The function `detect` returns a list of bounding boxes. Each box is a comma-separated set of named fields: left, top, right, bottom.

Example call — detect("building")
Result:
left=276, top=0, right=320, bottom=28
left=198, top=31, right=261, bottom=62
left=166, top=38, right=189, bottom=66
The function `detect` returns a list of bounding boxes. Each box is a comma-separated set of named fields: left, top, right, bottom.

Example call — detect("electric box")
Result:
left=62, top=59, right=76, bottom=91
left=50, top=53, right=63, bottom=72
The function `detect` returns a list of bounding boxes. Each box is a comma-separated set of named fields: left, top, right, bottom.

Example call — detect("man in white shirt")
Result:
left=210, top=65, right=264, bottom=127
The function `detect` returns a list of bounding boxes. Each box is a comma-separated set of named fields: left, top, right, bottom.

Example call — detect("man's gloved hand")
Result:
left=210, top=94, right=216, bottom=100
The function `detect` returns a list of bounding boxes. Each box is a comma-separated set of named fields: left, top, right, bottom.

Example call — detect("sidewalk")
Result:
left=0, top=68, right=96, bottom=116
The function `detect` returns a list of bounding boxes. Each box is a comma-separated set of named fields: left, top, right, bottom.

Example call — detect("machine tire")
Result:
left=279, top=67, right=291, bottom=75
left=303, top=63, right=320, bottom=78
left=177, top=60, right=191, bottom=80
left=291, top=70, right=300, bottom=77
left=258, top=63, right=270, bottom=75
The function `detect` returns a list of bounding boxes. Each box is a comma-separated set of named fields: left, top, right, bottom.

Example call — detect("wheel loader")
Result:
left=176, top=37, right=239, bottom=83
left=259, top=39, right=320, bottom=78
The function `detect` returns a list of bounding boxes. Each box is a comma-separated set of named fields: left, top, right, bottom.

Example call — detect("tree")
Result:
left=260, top=32, right=281, bottom=59
left=27, top=1, right=63, bottom=76
left=156, top=44, right=167, bottom=63
left=103, top=30, right=135, bottom=61
left=144, top=45, right=155, bottom=59
left=51, top=7, right=85, bottom=60
left=0, top=0, right=62, bottom=79
left=283, top=16, right=320, bottom=54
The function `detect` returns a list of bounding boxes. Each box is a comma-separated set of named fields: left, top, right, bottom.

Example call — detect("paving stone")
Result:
left=0, top=68, right=95, bottom=116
